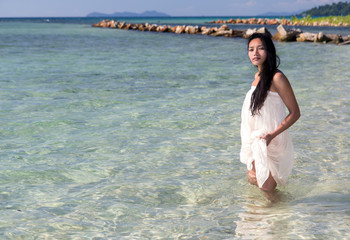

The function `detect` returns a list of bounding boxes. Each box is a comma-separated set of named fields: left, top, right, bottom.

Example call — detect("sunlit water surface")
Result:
left=0, top=20, right=349, bottom=239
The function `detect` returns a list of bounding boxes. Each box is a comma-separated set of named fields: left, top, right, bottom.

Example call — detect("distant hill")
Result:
left=87, top=10, right=170, bottom=17
left=301, top=1, right=350, bottom=16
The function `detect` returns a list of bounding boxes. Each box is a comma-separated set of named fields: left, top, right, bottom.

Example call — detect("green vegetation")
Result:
left=301, top=1, right=350, bottom=16
left=291, top=15, right=350, bottom=26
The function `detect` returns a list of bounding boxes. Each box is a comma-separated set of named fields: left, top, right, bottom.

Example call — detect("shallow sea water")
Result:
left=0, top=20, right=349, bottom=239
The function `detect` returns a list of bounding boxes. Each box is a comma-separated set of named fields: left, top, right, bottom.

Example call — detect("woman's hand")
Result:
left=260, top=133, right=273, bottom=146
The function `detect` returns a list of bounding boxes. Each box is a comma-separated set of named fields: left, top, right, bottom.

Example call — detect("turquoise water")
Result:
left=0, top=19, right=349, bottom=239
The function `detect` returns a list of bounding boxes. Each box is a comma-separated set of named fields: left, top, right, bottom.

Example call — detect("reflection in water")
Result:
left=235, top=189, right=292, bottom=239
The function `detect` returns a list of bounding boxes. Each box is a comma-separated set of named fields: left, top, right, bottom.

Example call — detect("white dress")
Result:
left=240, top=86, right=294, bottom=187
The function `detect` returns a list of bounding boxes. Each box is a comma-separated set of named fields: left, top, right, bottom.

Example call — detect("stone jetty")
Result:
left=210, top=18, right=350, bottom=27
left=92, top=20, right=350, bottom=45
left=92, top=20, right=247, bottom=38
left=211, top=18, right=285, bottom=26
left=273, top=24, right=349, bottom=44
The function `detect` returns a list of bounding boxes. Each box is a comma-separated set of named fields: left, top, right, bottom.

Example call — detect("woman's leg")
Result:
left=247, top=161, right=278, bottom=201
left=247, top=161, right=258, bottom=186
left=261, top=172, right=278, bottom=201
left=260, top=172, right=277, bottom=193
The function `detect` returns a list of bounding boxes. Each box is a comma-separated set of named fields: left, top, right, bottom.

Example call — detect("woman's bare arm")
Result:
left=262, top=72, right=300, bottom=145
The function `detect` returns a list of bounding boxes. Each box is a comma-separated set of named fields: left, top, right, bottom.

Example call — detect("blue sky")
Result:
left=0, top=0, right=343, bottom=17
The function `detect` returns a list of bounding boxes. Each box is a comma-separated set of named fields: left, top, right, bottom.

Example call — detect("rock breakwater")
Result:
left=210, top=17, right=350, bottom=27
left=273, top=24, right=350, bottom=44
left=92, top=20, right=350, bottom=45
left=92, top=20, right=247, bottom=38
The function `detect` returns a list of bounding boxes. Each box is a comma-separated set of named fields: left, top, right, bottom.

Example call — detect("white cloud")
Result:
left=246, top=1, right=257, bottom=6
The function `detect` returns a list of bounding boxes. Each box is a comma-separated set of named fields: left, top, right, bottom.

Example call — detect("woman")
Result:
left=240, top=33, right=300, bottom=199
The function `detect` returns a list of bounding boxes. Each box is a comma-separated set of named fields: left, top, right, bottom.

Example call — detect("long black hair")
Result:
left=248, top=33, right=280, bottom=115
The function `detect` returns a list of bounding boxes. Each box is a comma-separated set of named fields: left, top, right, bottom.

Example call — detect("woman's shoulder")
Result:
left=270, top=70, right=291, bottom=92
left=271, top=69, right=292, bottom=92
left=273, top=70, right=290, bottom=84
left=273, top=69, right=286, bottom=79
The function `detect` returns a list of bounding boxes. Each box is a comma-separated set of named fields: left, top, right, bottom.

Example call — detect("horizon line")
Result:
left=0, top=14, right=299, bottom=18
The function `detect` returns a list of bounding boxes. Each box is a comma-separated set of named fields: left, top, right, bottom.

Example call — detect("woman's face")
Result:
left=248, top=38, right=267, bottom=68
